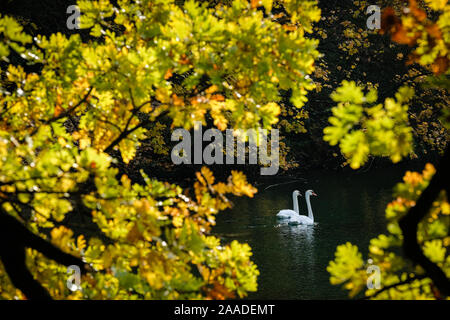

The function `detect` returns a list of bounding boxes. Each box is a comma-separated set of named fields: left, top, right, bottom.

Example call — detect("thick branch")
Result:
left=0, top=209, right=87, bottom=300
left=399, top=145, right=450, bottom=297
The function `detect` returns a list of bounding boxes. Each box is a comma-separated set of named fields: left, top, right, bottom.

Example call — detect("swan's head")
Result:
left=306, top=189, right=317, bottom=197
left=293, top=190, right=302, bottom=197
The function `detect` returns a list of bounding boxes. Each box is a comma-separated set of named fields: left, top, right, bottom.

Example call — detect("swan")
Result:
left=276, top=190, right=301, bottom=219
left=288, top=189, right=317, bottom=225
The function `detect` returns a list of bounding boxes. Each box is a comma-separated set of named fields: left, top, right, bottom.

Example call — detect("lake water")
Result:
left=213, top=165, right=418, bottom=299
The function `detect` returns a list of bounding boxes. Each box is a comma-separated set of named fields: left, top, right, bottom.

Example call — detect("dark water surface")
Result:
left=213, top=165, right=418, bottom=299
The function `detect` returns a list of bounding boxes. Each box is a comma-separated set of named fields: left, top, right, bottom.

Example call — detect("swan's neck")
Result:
left=306, top=194, right=314, bottom=221
left=293, top=193, right=299, bottom=214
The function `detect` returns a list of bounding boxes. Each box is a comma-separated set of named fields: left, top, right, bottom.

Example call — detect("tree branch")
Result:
left=399, top=145, right=450, bottom=297
left=362, top=275, right=426, bottom=300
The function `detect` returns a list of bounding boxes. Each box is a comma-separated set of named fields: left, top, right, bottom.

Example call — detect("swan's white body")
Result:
left=276, top=190, right=300, bottom=219
left=277, top=190, right=317, bottom=225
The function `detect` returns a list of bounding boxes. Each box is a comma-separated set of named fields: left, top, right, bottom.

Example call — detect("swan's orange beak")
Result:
left=312, top=192, right=317, bottom=196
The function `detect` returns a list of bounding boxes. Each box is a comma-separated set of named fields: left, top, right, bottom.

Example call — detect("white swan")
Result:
left=288, top=190, right=317, bottom=225
left=276, top=190, right=301, bottom=219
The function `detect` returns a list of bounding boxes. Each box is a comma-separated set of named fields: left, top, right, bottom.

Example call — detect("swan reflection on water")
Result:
left=275, top=220, right=317, bottom=287
left=275, top=221, right=316, bottom=243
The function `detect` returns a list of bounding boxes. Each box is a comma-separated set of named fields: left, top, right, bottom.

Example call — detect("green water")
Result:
left=213, top=165, right=416, bottom=299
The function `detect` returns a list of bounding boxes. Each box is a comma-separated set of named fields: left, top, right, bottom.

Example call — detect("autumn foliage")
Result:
left=0, top=0, right=321, bottom=299
left=327, top=0, right=449, bottom=299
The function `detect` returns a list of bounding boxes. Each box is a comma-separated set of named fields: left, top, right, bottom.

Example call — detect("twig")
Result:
left=263, top=180, right=303, bottom=191
left=362, top=275, right=426, bottom=300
